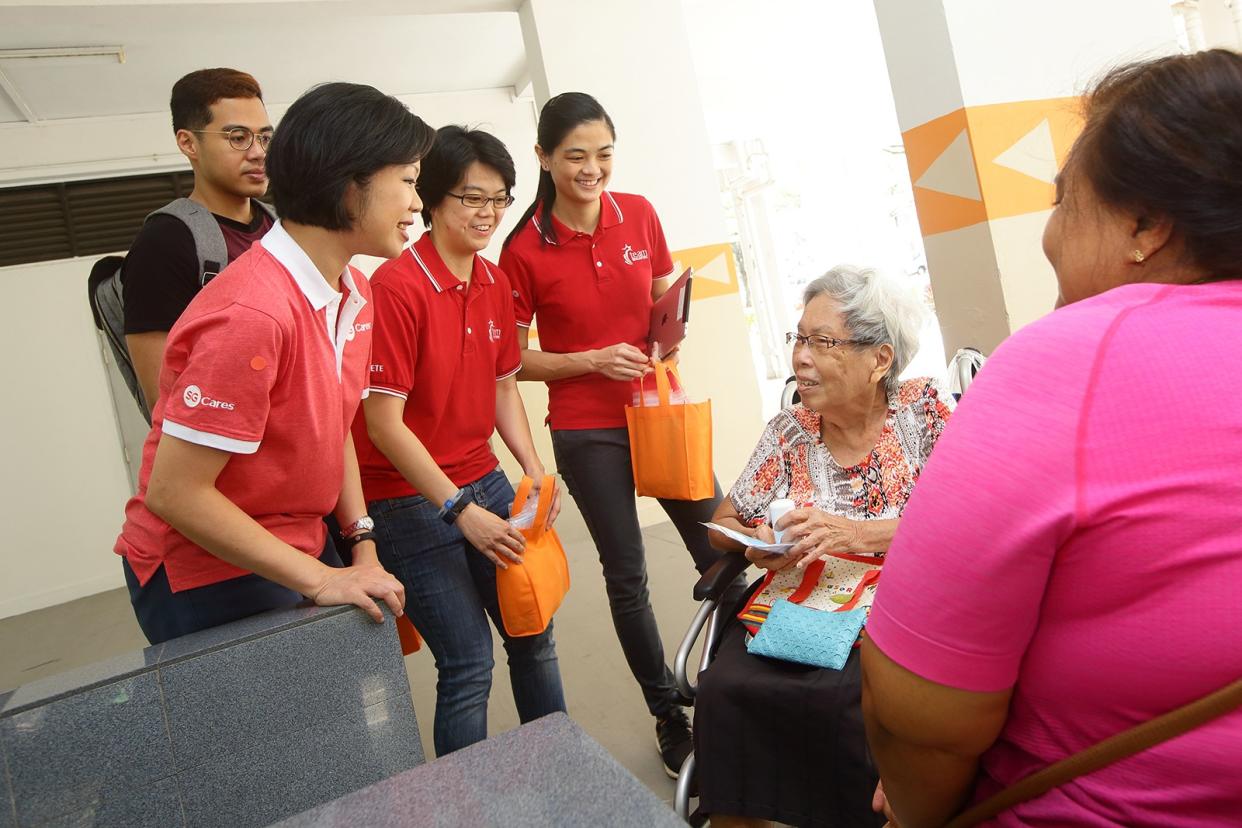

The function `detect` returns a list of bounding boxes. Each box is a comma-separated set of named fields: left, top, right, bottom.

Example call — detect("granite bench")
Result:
left=0, top=605, right=423, bottom=828
left=277, top=712, right=684, bottom=828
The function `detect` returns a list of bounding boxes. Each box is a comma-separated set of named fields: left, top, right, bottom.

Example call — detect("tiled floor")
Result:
left=0, top=496, right=715, bottom=809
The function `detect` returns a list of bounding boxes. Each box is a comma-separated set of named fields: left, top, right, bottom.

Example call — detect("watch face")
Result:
left=357, top=516, right=375, bottom=532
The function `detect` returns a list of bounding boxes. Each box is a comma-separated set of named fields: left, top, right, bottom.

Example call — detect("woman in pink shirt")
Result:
left=862, top=50, right=1242, bottom=827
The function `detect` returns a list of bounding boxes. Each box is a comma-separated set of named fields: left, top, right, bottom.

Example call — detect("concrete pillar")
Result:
left=872, top=0, right=1181, bottom=355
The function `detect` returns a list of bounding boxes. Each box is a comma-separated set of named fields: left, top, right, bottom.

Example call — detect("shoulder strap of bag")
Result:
left=148, top=198, right=229, bottom=287
left=945, top=677, right=1242, bottom=828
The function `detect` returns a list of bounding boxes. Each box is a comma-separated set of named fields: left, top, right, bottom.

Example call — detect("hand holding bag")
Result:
left=496, top=475, right=571, bottom=637
left=625, top=360, right=714, bottom=501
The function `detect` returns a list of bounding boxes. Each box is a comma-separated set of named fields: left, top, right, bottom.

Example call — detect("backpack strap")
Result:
left=148, top=198, right=229, bottom=287
left=251, top=198, right=277, bottom=223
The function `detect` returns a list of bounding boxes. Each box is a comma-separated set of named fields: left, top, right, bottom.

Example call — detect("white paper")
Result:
left=701, top=522, right=794, bottom=555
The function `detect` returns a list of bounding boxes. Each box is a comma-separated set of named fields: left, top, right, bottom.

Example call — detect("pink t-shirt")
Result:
left=867, top=281, right=1242, bottom=826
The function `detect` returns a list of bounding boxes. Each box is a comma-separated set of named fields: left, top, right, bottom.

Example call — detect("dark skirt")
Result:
left=693, top=609, right=885, bottom=828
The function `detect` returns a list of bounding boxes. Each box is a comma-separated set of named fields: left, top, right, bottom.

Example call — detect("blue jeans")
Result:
left=123, top=535, right=343, bottom=646
left=370, top=467, right=566, bottom=756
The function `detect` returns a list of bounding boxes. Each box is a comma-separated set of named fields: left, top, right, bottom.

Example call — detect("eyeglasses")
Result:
left=446, top=192, right=515, bottom=209
left=192, top=127, right=274, bottom=152
left=786, top=332, right=862, bottom=353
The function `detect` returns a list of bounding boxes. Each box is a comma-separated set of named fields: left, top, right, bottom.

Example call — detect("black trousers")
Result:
left=551, top=426, right=742, bottom=718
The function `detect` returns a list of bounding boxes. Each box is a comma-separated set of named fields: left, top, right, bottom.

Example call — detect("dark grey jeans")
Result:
left=552, top=426, right=739, bottom=718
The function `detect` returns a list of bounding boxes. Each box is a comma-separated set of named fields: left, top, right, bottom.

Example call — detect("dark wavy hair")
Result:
left=417, top=125, right=516, bottom=228
left=266, top=83, right=435, bottom=231
left=503, top=92, right=615, bottom=248
left=1069, top=48, right=1242, bottom=281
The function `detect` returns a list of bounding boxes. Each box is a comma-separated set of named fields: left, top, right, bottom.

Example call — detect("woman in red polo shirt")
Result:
left=114, top=83, right=432, bottom=645
left=498, top=92, right=734, bottom=776
left=355, top=125, right=566, bottom=757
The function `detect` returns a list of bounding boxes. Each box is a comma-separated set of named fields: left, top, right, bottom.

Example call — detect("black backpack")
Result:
left=87, top=198, right=276, bottom=423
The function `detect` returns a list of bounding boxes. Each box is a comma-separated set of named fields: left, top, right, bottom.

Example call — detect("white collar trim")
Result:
left=260, top=220, right=344, bottom=311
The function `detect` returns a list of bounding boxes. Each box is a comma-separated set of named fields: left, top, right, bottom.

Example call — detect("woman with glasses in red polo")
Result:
left=355, top=125, right=566, bottom=757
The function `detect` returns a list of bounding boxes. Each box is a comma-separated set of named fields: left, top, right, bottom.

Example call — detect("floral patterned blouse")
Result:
left=729, top=377, right=955, bottom=527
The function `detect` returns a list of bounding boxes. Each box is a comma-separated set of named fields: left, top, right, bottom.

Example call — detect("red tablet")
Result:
left=648, top=267, right=693, bottom=360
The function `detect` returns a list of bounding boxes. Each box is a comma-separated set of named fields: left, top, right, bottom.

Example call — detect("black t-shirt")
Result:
left=122, top=207, right=274, bottom=335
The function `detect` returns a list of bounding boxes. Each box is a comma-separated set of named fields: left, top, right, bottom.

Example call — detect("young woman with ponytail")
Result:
left=499, top=92, right=736, bottom=777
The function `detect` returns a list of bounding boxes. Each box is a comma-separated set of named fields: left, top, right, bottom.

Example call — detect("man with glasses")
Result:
left=123, top=68, right=276, bottom=411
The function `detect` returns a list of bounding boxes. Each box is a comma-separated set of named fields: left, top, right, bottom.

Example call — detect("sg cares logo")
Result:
left=182, top=385, right=235, bottom=411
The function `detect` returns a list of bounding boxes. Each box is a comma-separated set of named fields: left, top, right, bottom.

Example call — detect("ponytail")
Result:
left=505, top=168, right=559, bottom=248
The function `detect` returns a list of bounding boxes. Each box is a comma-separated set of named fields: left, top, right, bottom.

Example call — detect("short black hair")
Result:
left=417, top=125, right=517, bottom=228
left=170, top=68, right=263, bottom=132
left=266, top=82, right=436, bottom=231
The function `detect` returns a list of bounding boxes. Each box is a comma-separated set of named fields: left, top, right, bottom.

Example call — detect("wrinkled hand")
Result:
left=777, top=508, right=864, bottom=569
left=457, top=503, right=525, bottom=569
left=592, top=342, right=652, bottom=380
left=873, top=780, right=900, bottom=827
left=743, top=523, right=797, bottom=571
left=311, top=558, right=405, bottom=623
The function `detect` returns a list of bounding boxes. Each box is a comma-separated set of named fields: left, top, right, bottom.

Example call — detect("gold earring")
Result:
left=1133, top=249, right=1146, bottom=264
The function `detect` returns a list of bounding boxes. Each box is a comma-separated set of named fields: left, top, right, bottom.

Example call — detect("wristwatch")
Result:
left=339, top=515, right=374, bottom=539
left=438, top=488, right=473, bottom=525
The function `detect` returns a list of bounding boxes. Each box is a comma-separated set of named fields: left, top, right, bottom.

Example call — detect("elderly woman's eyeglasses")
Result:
left=192, top=127, right=274, bottom=152
left=785, top=332, right=861, bottom=353
left=446, top=192, right=516, bottom=209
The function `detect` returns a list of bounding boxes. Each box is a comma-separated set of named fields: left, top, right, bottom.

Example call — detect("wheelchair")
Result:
left=671, top=348, right=986, bottom=824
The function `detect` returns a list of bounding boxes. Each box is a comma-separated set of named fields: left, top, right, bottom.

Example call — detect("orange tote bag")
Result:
left=625, top=360, right=714, bottom=501
left=497, top=475, right=571, bottom=637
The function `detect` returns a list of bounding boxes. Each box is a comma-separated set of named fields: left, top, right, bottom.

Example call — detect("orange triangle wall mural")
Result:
left=902, top=96, right=1083, bottom=236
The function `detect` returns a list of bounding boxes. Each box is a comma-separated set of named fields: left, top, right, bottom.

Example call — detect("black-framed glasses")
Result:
left=446, top=192, right=515, bottom=209
left=786, top=331, right=862, bottom=353
left=192, top=127, right=274, bottom=152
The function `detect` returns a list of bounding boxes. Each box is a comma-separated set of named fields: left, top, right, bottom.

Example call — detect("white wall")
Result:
left=0, top=258, right=136, bottom=618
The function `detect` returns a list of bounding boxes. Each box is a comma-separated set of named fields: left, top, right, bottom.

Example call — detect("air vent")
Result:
left=0, top=170, right=200, bottom=267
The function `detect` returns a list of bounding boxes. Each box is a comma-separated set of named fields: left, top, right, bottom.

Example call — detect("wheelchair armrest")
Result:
left=692, top=549, right=750, bottom=602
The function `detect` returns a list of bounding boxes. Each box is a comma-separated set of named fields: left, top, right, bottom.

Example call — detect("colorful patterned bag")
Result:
left=737, top=553, right=883, bottom=635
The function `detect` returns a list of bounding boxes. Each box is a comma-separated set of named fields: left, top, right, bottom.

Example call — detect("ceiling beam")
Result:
left=0, top=67, right=37, bottom=123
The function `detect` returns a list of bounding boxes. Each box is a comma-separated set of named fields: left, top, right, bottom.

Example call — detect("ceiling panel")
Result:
left=0, top=1, right=527, bottom=123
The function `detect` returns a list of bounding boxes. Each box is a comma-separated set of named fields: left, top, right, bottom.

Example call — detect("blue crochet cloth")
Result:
left=746, top=600, right=866, bottom=670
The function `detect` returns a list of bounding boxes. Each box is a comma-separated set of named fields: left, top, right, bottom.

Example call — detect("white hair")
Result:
left=802, top=265, right=927, bottom=394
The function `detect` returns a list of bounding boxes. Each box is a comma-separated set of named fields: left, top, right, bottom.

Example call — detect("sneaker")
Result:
left=656, top=707, right=693, bottom=779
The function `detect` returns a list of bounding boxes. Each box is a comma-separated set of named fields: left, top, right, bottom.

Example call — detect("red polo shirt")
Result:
left=354, top=232, right=522, bottom=502
left=498, top=191, right=674, bottom=430
left=115, top=221, right=373, bottom=592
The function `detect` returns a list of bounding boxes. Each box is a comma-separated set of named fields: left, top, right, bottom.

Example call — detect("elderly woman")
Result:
left=863, top=49, right=1242, bottom=827
left=694, top=265, right=954, bottom=828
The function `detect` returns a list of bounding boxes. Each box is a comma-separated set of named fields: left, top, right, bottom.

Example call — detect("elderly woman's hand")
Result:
left=743, top=523, right=798, bottom=571
left=778, top=508, right=864, bottom=568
